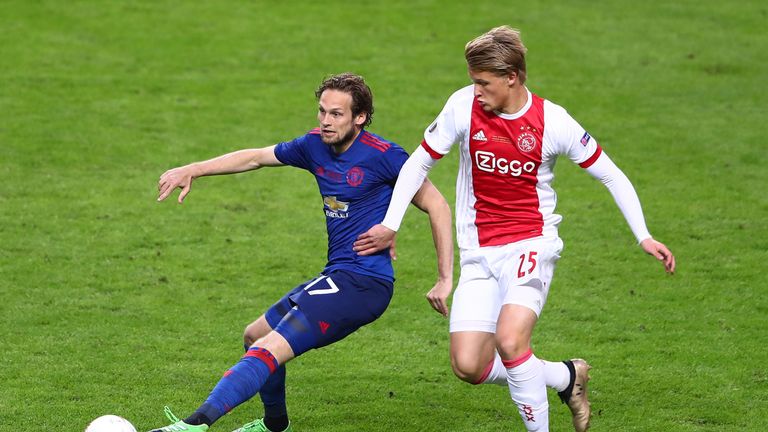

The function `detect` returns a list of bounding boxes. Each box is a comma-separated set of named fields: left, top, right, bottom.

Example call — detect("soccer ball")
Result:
left=85, top=415, right=137, bottom=432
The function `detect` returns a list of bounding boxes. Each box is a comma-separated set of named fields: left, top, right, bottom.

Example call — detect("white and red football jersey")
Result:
left=421, top=86, right=602, bottom=250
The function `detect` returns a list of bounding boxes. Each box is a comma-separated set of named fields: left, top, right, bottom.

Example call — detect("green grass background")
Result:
left=1, top=1, right=766, bottom=430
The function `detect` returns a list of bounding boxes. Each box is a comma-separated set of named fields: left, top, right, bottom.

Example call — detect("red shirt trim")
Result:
left=579, top=145, right=603, bottom=168
left=360, top=132, right=390, bottom=152
left=420, top=140, right=443, bottom=159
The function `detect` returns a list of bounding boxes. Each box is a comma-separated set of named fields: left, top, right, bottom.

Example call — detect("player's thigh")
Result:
left=495, top=303, right=538, bottom=359
left=450, top=331, right=497, bottom=379
left=449, top=271, right=500, bottom=377
left=274, top=270, right=393, bottom=356
left=497, top=236, right=563, bottom=317
left=449, top=273, right=502, bottom=334
left=251, top=277, right=317, bottom=351
left=261, top=279, right=313, bottom=330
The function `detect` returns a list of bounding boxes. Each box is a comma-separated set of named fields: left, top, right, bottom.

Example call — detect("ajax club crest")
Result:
left=517, top=125, right=538, bottom=153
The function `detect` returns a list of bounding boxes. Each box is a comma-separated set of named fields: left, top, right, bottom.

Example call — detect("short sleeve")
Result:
left=543, top=101, right=602, bottom=168
left=379, top=144, right=410, bottom=183
left=274, top=133, right=313, bottom=170
left=422, top=87, right=470, bottom=159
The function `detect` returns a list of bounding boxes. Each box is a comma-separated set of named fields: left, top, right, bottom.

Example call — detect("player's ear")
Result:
left=507, top=71, right=518, bottom=87
left=354, top=112, right=367, bottom=127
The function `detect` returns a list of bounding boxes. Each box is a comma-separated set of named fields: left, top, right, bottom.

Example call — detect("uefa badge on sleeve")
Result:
left=580, top=131, right=591, bottom=146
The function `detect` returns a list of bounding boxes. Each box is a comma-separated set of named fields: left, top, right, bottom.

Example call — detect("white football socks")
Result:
left=542, top=359, right=570, bottom=392
left=482, top=352, right=571, bottom=393
left=478, top=353, right=508, bottom=386
left=505, top=351, right=549, bottom=431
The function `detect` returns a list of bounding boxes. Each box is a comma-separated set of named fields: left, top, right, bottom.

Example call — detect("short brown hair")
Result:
left=315, top=73, right=374, bottom=128
left=465, top=26, right=527, bottom=83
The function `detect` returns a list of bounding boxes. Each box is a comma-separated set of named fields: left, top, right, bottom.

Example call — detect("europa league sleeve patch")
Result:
left=580, top=131, right=591, bottom=146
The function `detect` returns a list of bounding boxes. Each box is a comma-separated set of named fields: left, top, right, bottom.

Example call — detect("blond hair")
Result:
left=465, top=26, right=527, bottom=83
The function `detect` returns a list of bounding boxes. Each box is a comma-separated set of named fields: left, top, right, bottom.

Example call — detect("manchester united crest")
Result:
left=346, top=166, right=364, bottom=187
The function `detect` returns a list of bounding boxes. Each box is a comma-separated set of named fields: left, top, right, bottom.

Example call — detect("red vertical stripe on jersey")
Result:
left=469, top=95, right=545, bottom=246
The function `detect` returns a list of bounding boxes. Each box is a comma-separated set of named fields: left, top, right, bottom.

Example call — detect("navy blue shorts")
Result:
left=264, top=269, right=393, bottom=356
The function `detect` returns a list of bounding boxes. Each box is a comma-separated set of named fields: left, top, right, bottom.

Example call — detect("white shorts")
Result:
left=449, top=236, right=563, bottom=333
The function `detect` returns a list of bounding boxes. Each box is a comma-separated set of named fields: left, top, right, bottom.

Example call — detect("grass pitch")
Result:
left=1, top=1, right=766, bottom=431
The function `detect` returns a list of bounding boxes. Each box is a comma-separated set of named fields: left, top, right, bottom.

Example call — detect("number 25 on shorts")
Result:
left=517, top=251, right=538, bottom=278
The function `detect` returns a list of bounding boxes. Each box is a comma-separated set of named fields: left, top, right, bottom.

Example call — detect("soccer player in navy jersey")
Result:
left=151, top=73, right=453, bottom=432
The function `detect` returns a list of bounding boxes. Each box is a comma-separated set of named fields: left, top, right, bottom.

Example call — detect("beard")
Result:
left=321, top=127, right=357, bottom=149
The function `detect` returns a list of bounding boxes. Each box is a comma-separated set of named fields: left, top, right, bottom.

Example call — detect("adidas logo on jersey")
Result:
left=472, top=130, right=488, bottom=141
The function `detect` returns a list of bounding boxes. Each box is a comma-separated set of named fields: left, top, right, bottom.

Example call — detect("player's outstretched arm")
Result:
left=582, top=151, right=676, bottom=275
left=409, top=178, right=454, bottom=317
left=157, top=146, right=282, bottom=203
left=640, top=238, right=676, bottom=274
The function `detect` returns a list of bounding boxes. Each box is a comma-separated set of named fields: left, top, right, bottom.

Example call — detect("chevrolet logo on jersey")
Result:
left=323, top=196, right=349, bottom=218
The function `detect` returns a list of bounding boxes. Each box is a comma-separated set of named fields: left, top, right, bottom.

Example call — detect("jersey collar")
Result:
left=494, top=88, right=532, bottom=120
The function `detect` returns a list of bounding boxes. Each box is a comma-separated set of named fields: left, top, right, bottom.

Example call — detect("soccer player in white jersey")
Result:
left=354, top=26, right=676, bottom=432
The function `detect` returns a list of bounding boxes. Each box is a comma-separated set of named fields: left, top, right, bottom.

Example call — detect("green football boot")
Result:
left=231, top=418, right=293, bottom=432
left=148, top=406, right=209, bottom=432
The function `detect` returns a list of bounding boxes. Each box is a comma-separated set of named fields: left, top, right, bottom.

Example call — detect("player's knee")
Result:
left=243, top=325, right=257, bottom=347
left=450, top=353, right=486, bottom=384
left=252, top=330, right=296, bottom=364
left=244, top=336, right=255, bottom=348
left=243, top=318, right=271, bottom=347
left=495, top=334, right=529, bottom=361
left=451, top=364, right=483, bottom=384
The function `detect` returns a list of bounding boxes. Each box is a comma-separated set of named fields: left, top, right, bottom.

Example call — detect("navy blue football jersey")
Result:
left=274, top=129, right=409, bottom=282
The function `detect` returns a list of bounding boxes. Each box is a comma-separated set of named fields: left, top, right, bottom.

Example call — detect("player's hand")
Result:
left=640, top=238, right=676, bottom=274
left=157, top=165, right=197, bottom=203
left=353, top=224, right=397, bottom=256
left=426, top=278, right=453, bottom=317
